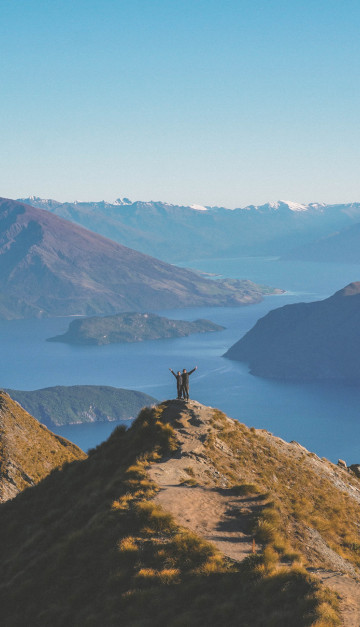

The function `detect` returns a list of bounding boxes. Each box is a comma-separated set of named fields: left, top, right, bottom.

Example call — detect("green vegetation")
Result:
left=5, top=385, right=157, bottom=426
left=47, top=312, right=225, bottom=345
left=0, top=403, right=339, bottom=626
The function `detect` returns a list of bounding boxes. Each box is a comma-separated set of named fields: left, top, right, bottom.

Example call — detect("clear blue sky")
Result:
left=1, top=0, right=360, bottom=207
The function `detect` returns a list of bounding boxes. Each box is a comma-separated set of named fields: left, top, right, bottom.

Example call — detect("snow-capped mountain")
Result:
left=17, top=196, right=62, bottom=210
left=16, top=195, right=360, bottom=262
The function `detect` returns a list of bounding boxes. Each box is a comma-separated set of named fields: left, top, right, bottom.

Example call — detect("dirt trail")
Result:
left=149, top=400, right=258, bottom=561
left=148, top=400, right=360, bottom=626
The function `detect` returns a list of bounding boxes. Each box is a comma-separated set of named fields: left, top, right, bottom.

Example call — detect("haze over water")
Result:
left=2, top=256, right=360, bottom=463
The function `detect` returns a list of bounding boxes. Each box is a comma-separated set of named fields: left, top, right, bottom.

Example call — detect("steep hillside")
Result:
left=47, top=312, right=224, bottom=345
left=0, top=198, right=273, bottom=319
left=0, top=391, right=85, bottom=502
left=3, top=399, right=360, bottom=625
left=224, top=282, right=360, bottom=380
left=4, top=385, right=157, bottom=426
left=19, top=196, right=360, bottom=262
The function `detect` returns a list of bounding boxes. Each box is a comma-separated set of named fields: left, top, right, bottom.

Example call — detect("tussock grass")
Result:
left=206, top=409, right=360, bottom=573
left=0, top=403, right=341, bottom=626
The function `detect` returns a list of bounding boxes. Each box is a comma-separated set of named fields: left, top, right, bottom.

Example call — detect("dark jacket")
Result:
left=170, top=370, right=182, bottom=387
left=181, top=368, right=196, bottom=386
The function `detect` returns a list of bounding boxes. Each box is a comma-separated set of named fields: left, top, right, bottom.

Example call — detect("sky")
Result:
left=1, top=0, right=360, bottom=207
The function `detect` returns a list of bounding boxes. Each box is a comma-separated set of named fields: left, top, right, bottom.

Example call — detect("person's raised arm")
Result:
left=188, top=366, right=198, bottom=376
left=169, top=368, right=177, bottom=378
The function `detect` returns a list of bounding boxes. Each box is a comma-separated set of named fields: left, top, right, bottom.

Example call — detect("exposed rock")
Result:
left=349, top=464, right=360, bottom=478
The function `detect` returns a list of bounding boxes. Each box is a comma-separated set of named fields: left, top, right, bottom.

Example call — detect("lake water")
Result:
left=2, top=256, right=360, bottom=463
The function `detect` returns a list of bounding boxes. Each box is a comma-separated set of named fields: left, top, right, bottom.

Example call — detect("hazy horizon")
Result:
left=1, top=0, right=360, bottom=207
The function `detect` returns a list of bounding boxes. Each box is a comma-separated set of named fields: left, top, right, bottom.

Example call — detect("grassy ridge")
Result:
left=0, top=391, right=86, bottom=502
left=206, top=410, right=360, bottom=571
left=0, top=404, right=338, bottom=626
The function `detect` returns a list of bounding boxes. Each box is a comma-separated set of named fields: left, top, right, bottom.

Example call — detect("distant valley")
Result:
left=225, top=282, right=360, bottom=381
left=284, top=222, right=360, bottom=264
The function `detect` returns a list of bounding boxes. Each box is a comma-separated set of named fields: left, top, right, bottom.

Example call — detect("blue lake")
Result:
left=2, top=256, right=360, bottom=462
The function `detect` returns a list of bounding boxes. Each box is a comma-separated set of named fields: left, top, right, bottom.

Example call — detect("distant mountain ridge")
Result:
left=225, top=282, right=360, bottom=381
left=5, top=385, right=157, bottom=426
left=0, top=198, right=273, bottom=319
left=19, top=196, right=360, bottom=261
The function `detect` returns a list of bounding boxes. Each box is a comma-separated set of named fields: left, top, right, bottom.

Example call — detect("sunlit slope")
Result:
left=0, top=197, right=273, bottom=319
left=2, top=399, right=358, bottom=625
left=0, top=391, right=86, bottom=502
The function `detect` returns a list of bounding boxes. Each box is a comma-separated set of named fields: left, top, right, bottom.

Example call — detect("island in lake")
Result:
left=47, top=312, right=225, bottom=346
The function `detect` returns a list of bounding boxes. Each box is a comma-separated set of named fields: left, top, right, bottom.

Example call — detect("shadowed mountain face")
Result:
left=18, top=196, right=360, bottom=261
left=0, top=391, right=85, bottom=503
left=225, top=282, right=360, bottom=381
left=0, top=198, right=273, bottom=319
left=2, top=399, right=357, bottom=625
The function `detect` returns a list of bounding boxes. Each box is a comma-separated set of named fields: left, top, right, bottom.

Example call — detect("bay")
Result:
left=1, top=257, right=360, bottom=462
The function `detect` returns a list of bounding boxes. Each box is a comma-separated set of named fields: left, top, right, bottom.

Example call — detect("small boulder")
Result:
left=337, top=459, right=347, bottom=469
left=349, top=464, right=360, bottom=478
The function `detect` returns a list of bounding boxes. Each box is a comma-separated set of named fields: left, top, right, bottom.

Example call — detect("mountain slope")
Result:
left=3, top=399, right=360, bottom=625
left=0, top=197, right=273, bottom=319
left=0, top=391, right=85, bottom=502
left=19, top=196, right=360, bottom=261
left=4, top=385, right=157, bottom=426
left=225, top=282, right=360, bottom=380
left=284, top=222, right=360, bottom=263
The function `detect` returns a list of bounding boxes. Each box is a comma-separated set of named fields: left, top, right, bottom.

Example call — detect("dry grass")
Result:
left=205, top=409, right=360, bottom=572
left=0, top=402, right=341, bottom=626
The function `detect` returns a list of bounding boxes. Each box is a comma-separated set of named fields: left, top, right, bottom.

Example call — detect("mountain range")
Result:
left=19, top=196, right=360, bottom=262
left=0, top=198, right=274, bottom=319
left=225, top=282, right=360, bottom=381
left=3, top=396, right=360, bottom=625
